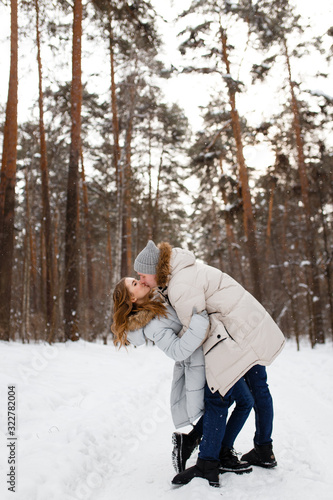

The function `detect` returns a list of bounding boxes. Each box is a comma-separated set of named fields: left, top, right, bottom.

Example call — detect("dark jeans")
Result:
left=222, top=377, right=254, bottom=449
left=245, top=364, right=273, bottom=446
left=194, top=377, right=254, bottom=461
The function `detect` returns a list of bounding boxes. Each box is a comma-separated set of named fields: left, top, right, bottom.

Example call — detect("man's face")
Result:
left=137, top=273, right=158, bottom=289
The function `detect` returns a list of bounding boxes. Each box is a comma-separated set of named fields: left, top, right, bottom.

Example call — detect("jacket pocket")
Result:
left=203, top=330, right=228, bottom=356
left=223, top=324, right=235, bottom=342
left=204, top=338, right=226, bottom=356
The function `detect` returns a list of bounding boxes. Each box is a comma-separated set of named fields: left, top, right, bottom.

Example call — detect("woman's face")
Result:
left=125, top=277, right=151, bottom=304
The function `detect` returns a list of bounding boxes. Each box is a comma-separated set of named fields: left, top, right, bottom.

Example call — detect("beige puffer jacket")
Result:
left=155, top=242, right=285, bottom=397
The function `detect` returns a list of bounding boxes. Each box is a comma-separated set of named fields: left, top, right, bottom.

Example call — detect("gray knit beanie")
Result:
left=134, top=240, right=160, bottom=275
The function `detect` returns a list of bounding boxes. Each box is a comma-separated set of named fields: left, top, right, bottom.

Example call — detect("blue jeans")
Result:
left=245, top=365, right=273, bottom=445
left=222, top=377, right=254, bottom=449
left=194, top=378, right=253, bottom=461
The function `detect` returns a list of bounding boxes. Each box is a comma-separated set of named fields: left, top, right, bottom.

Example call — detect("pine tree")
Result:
left=64, top=0, right=83, bottom=341
left=178, top=0, right=262, bottom=300
left=0, top=0, right=18, bottom=341
left=246, top=0, right=328, bottom=344
left=34, top=0, right=56, bottom=342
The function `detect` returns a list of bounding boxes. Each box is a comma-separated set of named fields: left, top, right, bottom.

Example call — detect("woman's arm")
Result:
left=145, top=310, right=209, bottom=361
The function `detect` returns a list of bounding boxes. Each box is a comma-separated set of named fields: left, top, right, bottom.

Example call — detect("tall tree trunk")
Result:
left=21, top=168, right=32, bottom=343
left=29, top=210, right=38, bottom=314
left=53, top=209, right=60, bottom=339
left=147, top=110, right=153, bottom=240
left=40, top=226, right=46, bottom=324
left=121, top=79, right=137, bottom=275
left=314, top=168, right=333, bottom=338
left=64, top=0, right=82, bottom=341
left=211, top=198, right=224, bottom=270
left=21, top=227, right=30, bottom=344
left=107, top=220, right=113, bottom=276
left=108, top=14, right=122, bottom=283
left=0, top=0, right=18, bottom=341
left=283, top=37, right=325, bottom=345
left=80, top=151, right=95, bottom=335
left=265, top=177, right=276, bottom=264
left=219, top=23, right=262, bottom=302
left=218, top=156, right=245, bottom=284
left=35, top=0, right=56, bottom=342
left=152, top=151, right=164, bottom=241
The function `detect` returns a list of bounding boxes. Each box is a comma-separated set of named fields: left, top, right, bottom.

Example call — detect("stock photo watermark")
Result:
left=6, top=385, right=17, bottom=493
left=17, top=343, right=59, bottom=382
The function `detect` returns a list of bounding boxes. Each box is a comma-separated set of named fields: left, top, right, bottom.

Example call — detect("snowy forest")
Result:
left=0, top=0, right=332, bottom=347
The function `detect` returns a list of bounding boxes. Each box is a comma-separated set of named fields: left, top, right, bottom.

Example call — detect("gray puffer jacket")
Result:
left=127, top=304, right=208, bottom=428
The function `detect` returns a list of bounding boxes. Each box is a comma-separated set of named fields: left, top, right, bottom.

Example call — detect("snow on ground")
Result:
left=0, top=338, right=332, bottom=500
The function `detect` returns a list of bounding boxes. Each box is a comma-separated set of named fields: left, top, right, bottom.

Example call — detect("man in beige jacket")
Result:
left=134, top=240, right=285, bottom=487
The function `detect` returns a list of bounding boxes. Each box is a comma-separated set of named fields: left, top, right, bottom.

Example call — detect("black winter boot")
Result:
left=172, top=428, right=201, bottom=473
left=219, top=446, right=253, bottom=474
left=241, top=443, right=277, bottom=468
left=172, top=458, right=220, bottom=487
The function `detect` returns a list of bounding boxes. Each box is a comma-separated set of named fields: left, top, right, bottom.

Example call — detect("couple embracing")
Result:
left=111, top=241, right=285, bottom=488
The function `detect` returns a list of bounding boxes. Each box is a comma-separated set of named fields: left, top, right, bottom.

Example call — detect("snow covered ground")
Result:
left=0, top=338, right=332, bottom=500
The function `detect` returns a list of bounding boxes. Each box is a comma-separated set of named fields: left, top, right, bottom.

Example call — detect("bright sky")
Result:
left=152, top=0, right=332, bottom=118
left=0, top=0, right=332, bottom=171
left=151, top=0, right=332, bottom=170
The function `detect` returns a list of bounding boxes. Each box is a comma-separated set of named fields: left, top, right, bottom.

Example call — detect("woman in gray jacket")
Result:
left=111, top=277, right=254, bottom=487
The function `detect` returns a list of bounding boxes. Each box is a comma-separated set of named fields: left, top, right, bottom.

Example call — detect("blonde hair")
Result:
left=111, top=277, right=167, bottom=348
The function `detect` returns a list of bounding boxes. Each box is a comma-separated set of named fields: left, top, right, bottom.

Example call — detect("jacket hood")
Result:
left=155, top=242, right=196, bottom=288
left=156, top=242, right=173, bottom=287
left=171, top=247, right=196, bottom=275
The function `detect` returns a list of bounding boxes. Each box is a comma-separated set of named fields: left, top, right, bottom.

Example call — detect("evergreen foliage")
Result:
left=0, top=0, right=331, bottom=346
